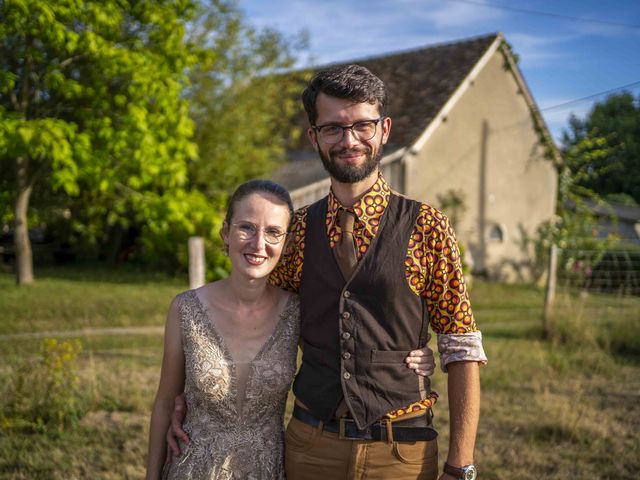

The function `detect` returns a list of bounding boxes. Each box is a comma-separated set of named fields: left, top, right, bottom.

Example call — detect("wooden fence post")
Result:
left=188, top=236, right=205, bottom=289
left=543, top=244, right=558, bottom=338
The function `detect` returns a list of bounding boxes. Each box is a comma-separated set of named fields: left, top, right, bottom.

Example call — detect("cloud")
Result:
left=410, top=0, right=506, bottom=29
left=504, top=32, right=574, bottom=69
left=240, top=0, right=464, bottom=65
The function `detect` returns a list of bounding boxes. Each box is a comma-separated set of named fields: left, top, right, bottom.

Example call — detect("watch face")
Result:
left=463, top=465, right=477, bottom=480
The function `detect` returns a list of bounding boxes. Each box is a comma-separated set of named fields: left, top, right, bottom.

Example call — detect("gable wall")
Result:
left=404, top=50, right=557, bottom=281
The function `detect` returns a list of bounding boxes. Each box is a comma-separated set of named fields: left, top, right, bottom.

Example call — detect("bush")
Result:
left=2, top=338, right=87, bottom=433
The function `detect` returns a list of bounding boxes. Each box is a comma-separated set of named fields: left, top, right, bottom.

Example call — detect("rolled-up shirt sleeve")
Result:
left=413, top=207, right=487, bottom=372
left=437, top=331, right=488, bottom=372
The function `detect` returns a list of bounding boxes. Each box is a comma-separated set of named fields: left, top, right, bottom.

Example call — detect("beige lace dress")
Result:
left=163, top=290, right=300, bottom=480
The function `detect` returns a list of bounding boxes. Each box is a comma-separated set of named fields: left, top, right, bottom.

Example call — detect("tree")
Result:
left=0, top=0, right=199, bottom=284
left=1, top=1, right=309, bottom=284
left=186, top=2, right=309, bottom=197
left=536, top=132, right=620, bottom=284
left=561, top=92, right=640, bottom=205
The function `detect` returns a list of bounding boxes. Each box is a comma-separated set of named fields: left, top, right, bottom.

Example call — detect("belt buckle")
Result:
left=338, top=417, right=349, bottom=440
left=338, top=417, right=360, bottom=440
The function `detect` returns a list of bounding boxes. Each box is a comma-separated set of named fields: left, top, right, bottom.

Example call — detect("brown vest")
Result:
left=293, top=193, right=431, bottom=429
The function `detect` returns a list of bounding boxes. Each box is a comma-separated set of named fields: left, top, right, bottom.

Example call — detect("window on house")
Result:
left=488, top=224, right=505, bottom=243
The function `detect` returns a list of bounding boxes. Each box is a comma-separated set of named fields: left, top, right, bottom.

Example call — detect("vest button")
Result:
left=342, top=332, right=351, bottom=340
left=343, top=291, right=351, bottom=298
left=341, top=311, right=351, bottom=320
left=343, top=352, right=351, bottom=360
left=343, top=372, right=351, bottom=379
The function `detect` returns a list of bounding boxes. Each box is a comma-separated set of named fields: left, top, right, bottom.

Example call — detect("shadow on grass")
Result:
left=89, top=350, right=159, bottom=364
left=28, top=263, right=186, bottom=285
left=482, top=322, right=544, bottom=340
left=526, top=421, right=600, bottom=447
left=612, top=350, right=640, bottom=366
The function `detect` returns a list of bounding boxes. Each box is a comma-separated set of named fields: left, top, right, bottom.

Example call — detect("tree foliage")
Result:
left=0, top=0, right=307, bottom=282
left=186, top=2, right=309, bottom=197
left=536, top=132, right=620, bottom=281
left=0, top=0, right=203, bottom=282
left=181, top=1, right=308, bottom=278
left=561, top=92, right=640, bottom=205
left=533, top=92, right=640, bottom=284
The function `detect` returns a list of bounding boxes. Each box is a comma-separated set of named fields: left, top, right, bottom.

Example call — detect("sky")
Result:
left=238, top=0, right=640, bottom=142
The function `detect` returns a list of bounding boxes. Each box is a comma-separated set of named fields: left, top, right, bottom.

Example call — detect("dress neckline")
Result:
left=190, top=289, right=294, bottom=367
left=189, top=290, right=295, bottom=416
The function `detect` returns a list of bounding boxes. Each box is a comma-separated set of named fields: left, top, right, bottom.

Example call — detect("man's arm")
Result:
left=166, top=393, right=189, bottom=460
left=418, top=210, right=485, bottom=477
left=441, top=361, right=480, bottom=479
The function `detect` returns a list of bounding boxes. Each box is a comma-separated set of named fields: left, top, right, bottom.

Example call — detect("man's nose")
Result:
left=339, top=127, right=360, bottom=147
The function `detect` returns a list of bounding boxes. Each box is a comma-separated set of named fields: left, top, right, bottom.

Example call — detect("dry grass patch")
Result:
left=1, top=270, right=639, bottom=478
left=470, top=337, right=640, bottom=479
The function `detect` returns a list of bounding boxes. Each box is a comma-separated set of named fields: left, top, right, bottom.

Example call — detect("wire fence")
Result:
left=544, top=248, right=640, bottom=333
left=556, top=248, right=640, bottom=297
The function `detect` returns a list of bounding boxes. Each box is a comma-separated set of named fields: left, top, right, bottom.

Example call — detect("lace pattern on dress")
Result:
left=163, top=290, right=300, bottom=480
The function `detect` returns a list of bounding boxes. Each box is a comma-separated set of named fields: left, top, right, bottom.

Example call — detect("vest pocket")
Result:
left=370, top=349, right=410, bottom=363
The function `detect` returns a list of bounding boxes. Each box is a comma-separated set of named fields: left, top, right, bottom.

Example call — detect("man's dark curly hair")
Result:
left=301, top=64, right=388, bottom=125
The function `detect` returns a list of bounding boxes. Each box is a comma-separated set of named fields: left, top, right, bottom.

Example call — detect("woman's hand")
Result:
left=404, top=345, right=436, bottom=376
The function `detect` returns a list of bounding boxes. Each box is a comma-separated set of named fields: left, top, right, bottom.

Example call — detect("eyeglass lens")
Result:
left=233, top=222, right=285, bottom=244
left=318, top=119, right=379, bottom=144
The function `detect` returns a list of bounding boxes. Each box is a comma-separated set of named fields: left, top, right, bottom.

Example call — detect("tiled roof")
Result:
left=273, top=33, right=500, bottom=190
left=589, top=200, right=640, bottom=223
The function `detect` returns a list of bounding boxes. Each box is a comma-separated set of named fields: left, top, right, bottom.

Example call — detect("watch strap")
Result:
left=444, top=462, right=464, bottom=478
left=444, top=462, right=476, bottom=479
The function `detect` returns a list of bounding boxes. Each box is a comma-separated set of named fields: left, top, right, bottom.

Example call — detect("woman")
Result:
left=146, top=179, right=299, bottom=479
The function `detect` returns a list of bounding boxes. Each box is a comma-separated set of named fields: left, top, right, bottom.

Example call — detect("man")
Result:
left=173, top=64, right=486, bottom=480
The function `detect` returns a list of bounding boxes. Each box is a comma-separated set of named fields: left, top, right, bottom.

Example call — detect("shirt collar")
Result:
left=327, top=173, right=391, bottom=237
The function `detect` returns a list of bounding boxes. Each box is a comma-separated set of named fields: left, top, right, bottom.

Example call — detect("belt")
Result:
left=292, top=404, right=438, bottom=442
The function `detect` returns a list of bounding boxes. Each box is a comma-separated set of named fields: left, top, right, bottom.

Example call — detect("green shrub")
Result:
left=2, top=338, right=87, bottom=432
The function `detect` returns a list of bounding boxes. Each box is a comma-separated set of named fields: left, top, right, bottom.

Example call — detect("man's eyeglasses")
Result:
left=231, top=222, right=287, bottom=245
left=312, top=118, right=383, bottom=144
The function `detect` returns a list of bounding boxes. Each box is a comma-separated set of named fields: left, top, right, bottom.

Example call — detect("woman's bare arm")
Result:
left=146, top=297, right=185, bottom=480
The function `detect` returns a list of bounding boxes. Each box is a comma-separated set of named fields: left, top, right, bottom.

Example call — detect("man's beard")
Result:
left=318, top=144, right=383, bottom=183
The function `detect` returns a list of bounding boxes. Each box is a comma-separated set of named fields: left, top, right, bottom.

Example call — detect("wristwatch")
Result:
left=444, top=462, right=477, bottom=480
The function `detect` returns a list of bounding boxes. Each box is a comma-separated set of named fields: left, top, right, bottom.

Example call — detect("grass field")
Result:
left=0, top=266, right=639, bottom=479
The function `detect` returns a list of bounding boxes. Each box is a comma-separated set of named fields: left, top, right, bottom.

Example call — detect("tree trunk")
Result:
left=14, top=156, right=34, bottom=285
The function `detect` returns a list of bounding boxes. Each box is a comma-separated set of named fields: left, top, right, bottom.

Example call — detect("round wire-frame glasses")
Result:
left=231, top=221, right=287, bottom=244
left=313, top=117, right=383, bottom=144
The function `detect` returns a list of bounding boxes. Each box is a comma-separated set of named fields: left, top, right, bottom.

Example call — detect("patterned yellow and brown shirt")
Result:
left=270, top=173, right=487, bottom=419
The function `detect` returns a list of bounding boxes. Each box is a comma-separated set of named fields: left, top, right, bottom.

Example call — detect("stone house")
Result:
left=272, top=33, right=559, bottom=281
